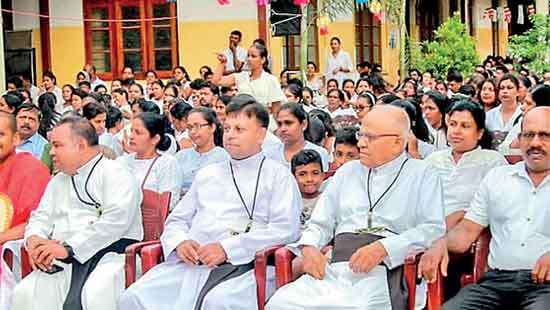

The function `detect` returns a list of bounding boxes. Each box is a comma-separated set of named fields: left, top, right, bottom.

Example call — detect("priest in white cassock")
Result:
left=119, top=94, right=302, bottom=310
left=266, top=105, right=446, bottom=310
left=11, top=116, right=143, bottom=310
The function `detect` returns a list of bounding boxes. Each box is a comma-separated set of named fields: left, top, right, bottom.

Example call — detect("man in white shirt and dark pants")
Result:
left=419, top=106, right=550, bottom=310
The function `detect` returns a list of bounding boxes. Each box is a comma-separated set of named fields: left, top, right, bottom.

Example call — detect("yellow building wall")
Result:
left=178, top=20, right=258, bottom=79
left=49, top=26, right=86, bottom=85
left=32, top=28, right=43, bottom=84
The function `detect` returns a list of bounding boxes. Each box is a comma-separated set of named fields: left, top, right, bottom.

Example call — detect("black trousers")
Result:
left=443, top=270, right=550, bottom=310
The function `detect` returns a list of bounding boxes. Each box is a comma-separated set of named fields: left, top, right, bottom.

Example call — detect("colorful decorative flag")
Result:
left=257, top=0, right=270, bottom=6
left=356, top=0, right=369, bottom=5
left=217, top=0, right=230, bottom=5
left=318, top=15, right=330, bottom=36
left=293, top=0, right=309, bottom=6
left=503, top=7, right=512, bottom=23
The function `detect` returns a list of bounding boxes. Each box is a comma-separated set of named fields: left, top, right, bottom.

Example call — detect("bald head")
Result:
left=364, top=105, right=411, bottom=139
left=522, top=106, right=550, bottom=132
left=0, top=111, right=17, bottom=134
left=358, top=105, right=411, bottom=168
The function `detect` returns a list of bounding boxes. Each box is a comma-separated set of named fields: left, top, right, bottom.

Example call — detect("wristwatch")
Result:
left=61, top=242, right=75, bottom=263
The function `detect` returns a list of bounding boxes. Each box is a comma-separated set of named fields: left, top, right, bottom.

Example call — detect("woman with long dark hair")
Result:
left=40, top=71, right=64, bottom=113
left=175, top=107, right=229, bottom=193
left=37, top=92, right=61, bottom=138
left=117, top=112, right=181, bottom=210
left=264, top=103, right=330, bottom=171
left=212, top=41, right=285, bottom=132
left=426, top=100, right=507, bottom=229
left=390, top=99, right=434, bottom=159
left=422, top=91, right=450, bottom=150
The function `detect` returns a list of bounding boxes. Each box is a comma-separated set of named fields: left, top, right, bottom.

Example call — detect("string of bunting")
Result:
left=0, top=8, right=176, bottom=23
left=483, top=5, right=536, bottom=24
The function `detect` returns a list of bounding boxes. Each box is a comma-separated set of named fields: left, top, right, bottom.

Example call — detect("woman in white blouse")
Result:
left=485, top=74, right=523, bottom=149
left=426, top=100, right=507, bottom=229
left=212, top=42, right=285, bottom=133
left=422, top=90, right=450, bottom=150
left=117, top=112, right=182, bottom=210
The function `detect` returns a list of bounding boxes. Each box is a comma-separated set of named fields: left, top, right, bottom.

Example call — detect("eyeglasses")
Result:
left=519, top=131, right=550, bottom=142
left=187, top=123, right=210, bottom=132
left=355, top=132, right=400, bottom=143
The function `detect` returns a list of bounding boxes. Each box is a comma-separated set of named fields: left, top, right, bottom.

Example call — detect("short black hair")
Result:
left=2, top=91, right=24, bottom=112
left=15, top=103, right=41, bottom=119
left=230, top=30, right=242, bottom=39
left=112, top=88, right=128, bottom=99
left=106, top=106, right=122, bottom=129
left=291, top=149, right=323, bottom=174
left=57, top=115, right=98, bottom=146
left=93, top=84, right=108, bottom=93
left=82, top=101, right=107, bottom=120
left=190, top=78, right=205, bottom=90
left=169, top=101, right=193, bottom=121
left=447, top=70, right=463, bottom=83
left=7, top=76, right=23, bottom=89
left=200, top=81, right=220, bottom=96
left=225, top=94, right=269, bottom=129
left=334, top=127, right=358, bottom=146
left=78, top=80, right=92, bottom=89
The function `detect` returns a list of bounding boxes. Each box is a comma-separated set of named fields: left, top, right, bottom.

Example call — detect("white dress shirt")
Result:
left=465, top=162, right=550, bottom=270
left=325, top=50, right=354, bottom=86
left=223, top=46, right=248, bottom=72
left=263, top=140, right=330, bottom=172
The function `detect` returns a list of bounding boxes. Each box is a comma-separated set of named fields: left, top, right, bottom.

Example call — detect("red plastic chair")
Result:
left=139, top=242, right=281, bottom=310
left=124, top=191, right=171, bottom=287
left=459, top=228, right=491, bottom=287
left=274, top=247, right=443, bottom=310
left=2, top=244, right=32, bottom=278
left=505, top=155, right=522, bottom=164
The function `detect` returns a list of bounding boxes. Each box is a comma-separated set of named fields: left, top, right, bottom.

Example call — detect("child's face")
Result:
left=294, top=163, right=324, bottom=196
left=333, top=143, right=360, bottom=169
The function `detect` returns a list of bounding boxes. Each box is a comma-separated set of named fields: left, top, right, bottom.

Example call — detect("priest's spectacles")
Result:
left=355, top=132, right=400, bottom=143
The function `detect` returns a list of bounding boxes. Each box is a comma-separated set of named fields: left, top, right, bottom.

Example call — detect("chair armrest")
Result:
left=404, top=251, right=423, bottom=310
left=255, top=245, right=282, bottom=310
left=274, top=247, right=296, bottom=288
left=124, top=240, right=161, bottom=288
left=404, top=251, right=444, bottom=310
left=140, top=243, right=164, bottom=274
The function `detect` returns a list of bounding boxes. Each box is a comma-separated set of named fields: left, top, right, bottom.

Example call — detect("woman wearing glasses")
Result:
left=175, top=107, right=229, bottom=194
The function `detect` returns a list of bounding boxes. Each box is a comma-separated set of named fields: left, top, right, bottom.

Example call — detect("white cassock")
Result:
left=266, top=152, right=446, bottom=310
left=11, top=153, right=143, bottom=310
left=119, top=151, right=302, bottom=310
left=117, top=153, right=182, bottom=210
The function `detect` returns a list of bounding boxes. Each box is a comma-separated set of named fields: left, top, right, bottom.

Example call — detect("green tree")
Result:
left=411, top=14, right=479, bottom=79
left=508, top=14, right=550, bottom=76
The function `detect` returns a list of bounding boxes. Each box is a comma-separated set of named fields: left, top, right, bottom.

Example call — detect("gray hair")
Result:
left=56, top=115, right=98, bottom=146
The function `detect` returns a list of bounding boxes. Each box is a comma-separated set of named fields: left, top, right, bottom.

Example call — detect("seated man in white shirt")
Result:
left=12, top=116, right=143, bottom=310
left=419, top=106, right=550, bottom=310
left=266, top=105, right=445, bottom=310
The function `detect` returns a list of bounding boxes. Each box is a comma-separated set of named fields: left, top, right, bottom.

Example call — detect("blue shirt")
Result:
left=17, top=132, right=49, bottom=159
left=175, top=146, right=230, bottom=192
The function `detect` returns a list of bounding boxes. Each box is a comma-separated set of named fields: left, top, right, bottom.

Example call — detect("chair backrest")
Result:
left=472, top=228, right=492, bottom=283
left=505, top=155, right=522, bottom=164
left=141, top=190, right=171, bottom=241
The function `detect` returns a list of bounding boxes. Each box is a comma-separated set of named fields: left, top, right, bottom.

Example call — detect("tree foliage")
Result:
left=411, top=14, right=479, bottom=79
left=508, top=14, right=550, bottom=76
